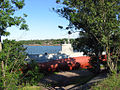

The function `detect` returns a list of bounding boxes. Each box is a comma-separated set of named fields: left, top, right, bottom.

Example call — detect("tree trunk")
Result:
left=0, top=35, right=2, bottom=52
left=1, top=61, right=6, bottom=90
left=106, top=46, right=117, bottom=74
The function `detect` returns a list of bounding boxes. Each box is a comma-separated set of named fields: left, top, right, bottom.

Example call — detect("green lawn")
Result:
left=18, top=86, right=42, bottom=90
left=91, top=74, right=120, bottom=90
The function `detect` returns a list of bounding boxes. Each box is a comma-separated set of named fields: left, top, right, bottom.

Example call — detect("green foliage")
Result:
left=20, top=60, right=44, bottom=86
left=0, top=0, right=28, bottom=37
left=0, top=39, right=27, bottom=89
left=55, top=0, right=120, bottom=73
left=91, top=74, right=120, bottom=90
left=19, top=86, right=42, bottom=90
left=73, top=32, right=103, bottom=55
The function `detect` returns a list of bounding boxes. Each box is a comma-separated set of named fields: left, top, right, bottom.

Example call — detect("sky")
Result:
left=2, top=0, right=79, bottom=41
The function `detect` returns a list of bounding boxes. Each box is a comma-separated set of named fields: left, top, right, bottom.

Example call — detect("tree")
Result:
left=73, top=31, right=105, bottom=73
left=73, top=31, right=103, bottom=55
left=0, top=0, right=28, bottom=89
left=55, top=0, right=120, bottom=73
left=0, top=39, right=27, bottom=89
left=0, top=0, right=28, bottom=51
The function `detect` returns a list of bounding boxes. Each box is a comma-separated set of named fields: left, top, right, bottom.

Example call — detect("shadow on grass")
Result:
left=39, top=70, right=95, bottom=89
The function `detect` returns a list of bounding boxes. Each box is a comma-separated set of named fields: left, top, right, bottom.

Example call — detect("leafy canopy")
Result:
left=55, top=0, right=120, bottom=46
left=0, top=0, right=28, bottom=36
left=55, top=0, right=120, bottom=73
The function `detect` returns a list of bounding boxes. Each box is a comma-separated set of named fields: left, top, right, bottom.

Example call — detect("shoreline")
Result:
left=25, top=44, right=61, bottom=46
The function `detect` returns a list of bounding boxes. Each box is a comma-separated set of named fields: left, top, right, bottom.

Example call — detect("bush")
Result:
left=0, top=39, right=27, bottom=89
left=20, top=60, right=44, bottom=86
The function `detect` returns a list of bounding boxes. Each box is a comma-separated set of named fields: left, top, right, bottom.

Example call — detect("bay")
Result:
left=24, top=45, right=61, bottom=54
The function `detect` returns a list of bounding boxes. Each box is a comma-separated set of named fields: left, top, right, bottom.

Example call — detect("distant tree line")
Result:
left=18, top=38, right=75, bottom=46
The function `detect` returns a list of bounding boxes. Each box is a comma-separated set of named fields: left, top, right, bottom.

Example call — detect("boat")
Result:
left=25, top=39, right=106, bottom=72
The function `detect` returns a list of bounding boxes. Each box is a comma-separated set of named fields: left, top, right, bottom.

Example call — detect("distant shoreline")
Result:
left=26, top=44, right=61, bottom=46
left=19, top=38, right=75, bottom=46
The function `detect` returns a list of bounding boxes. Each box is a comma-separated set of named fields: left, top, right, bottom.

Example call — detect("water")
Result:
left=24, top=45, right=61, bottom=54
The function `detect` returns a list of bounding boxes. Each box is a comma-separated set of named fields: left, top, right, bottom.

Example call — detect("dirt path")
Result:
left=39, top=70, right=96, bottom=90
left=66, top=72, right=107, bottom=90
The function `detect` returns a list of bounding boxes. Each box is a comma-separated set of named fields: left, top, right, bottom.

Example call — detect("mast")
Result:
left=68, top=31, right=72, bottom=44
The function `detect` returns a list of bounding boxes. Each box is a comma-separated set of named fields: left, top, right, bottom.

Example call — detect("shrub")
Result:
left=20, top=60, right=44, bottom=86
left=0, top=39, right=27, bottom=89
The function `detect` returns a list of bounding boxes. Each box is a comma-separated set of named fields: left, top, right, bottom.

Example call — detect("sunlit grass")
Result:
left=91, top=74, right=120, bottom=90
left=18, top=86, right=42, bottom=90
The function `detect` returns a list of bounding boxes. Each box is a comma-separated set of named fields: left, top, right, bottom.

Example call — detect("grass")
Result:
left=91, top=74, right=120, bottom=90
left=18, top=86, right=42, bottom=90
